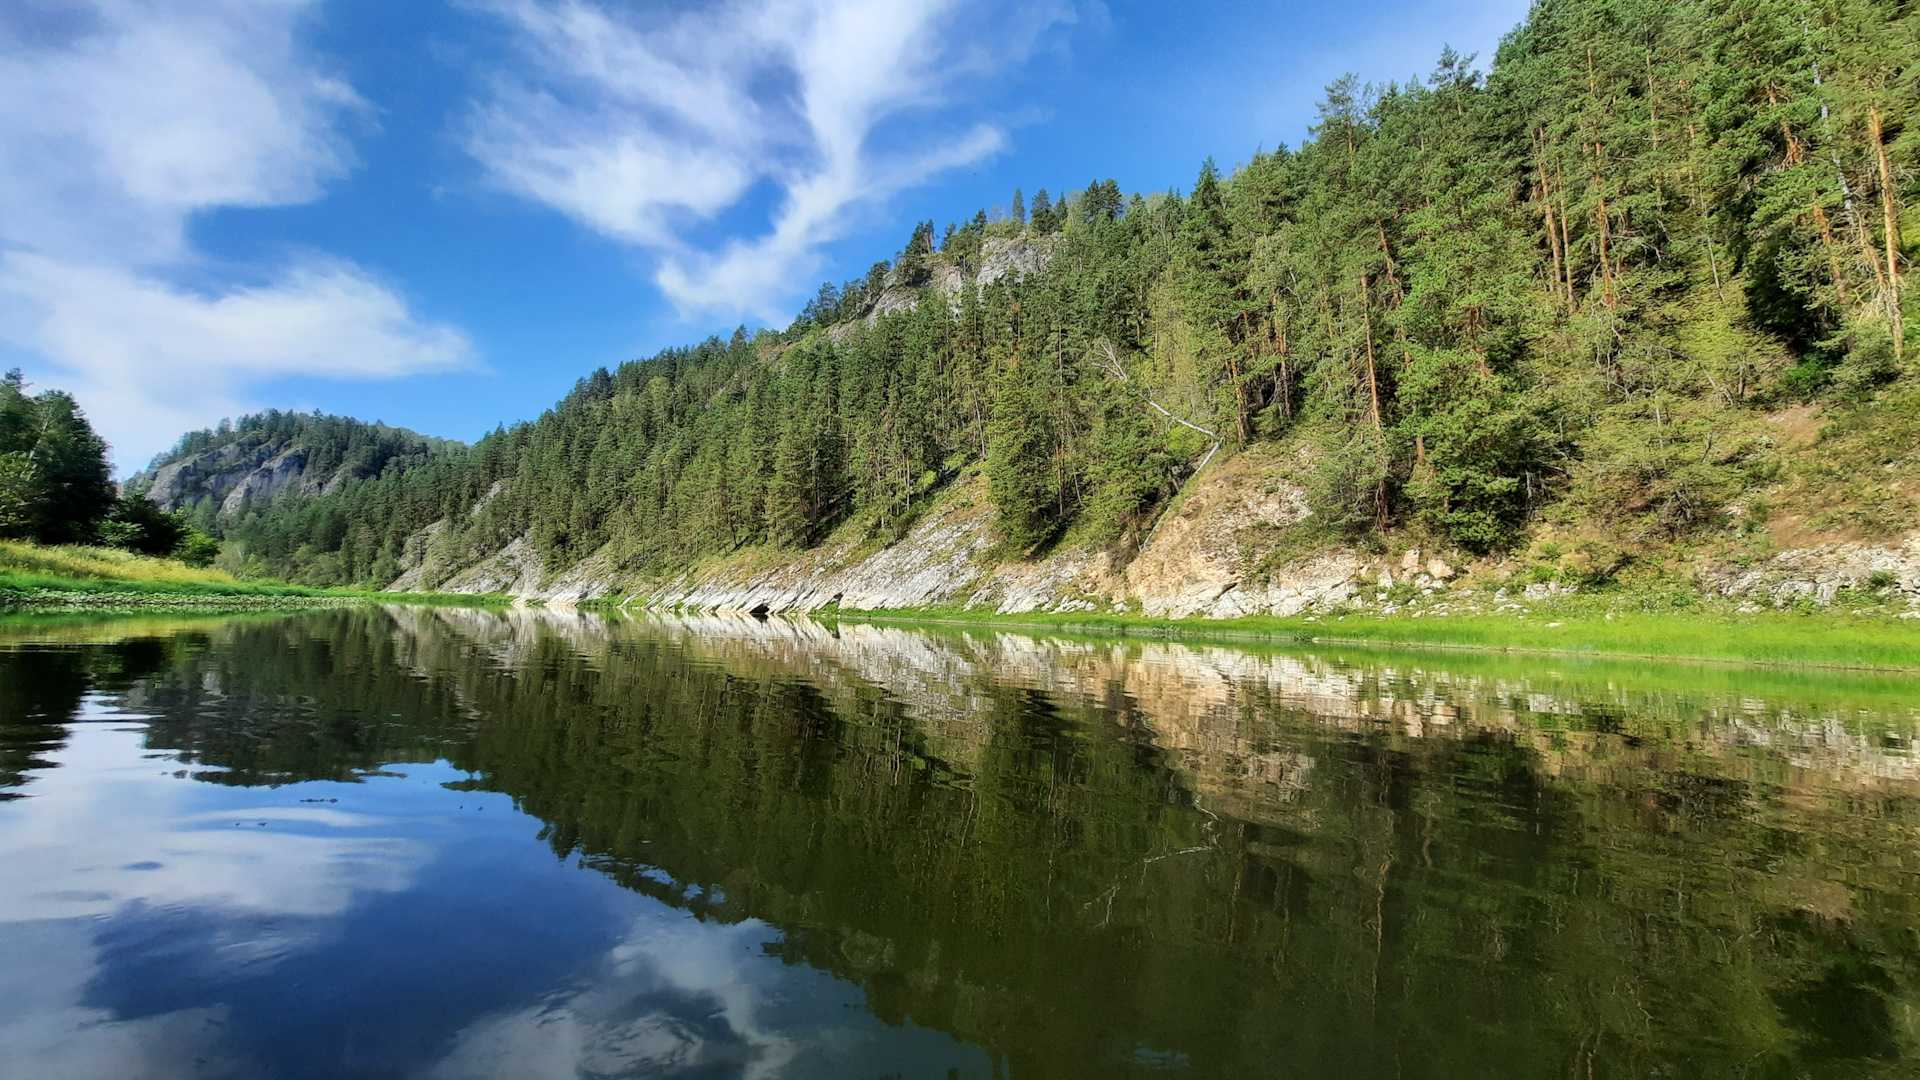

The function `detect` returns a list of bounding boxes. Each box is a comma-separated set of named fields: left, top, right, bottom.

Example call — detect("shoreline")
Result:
left=0, top=580, right=509, bottom=613
left=9, top=578, right=1918, bottom=671
left=809, top=603, right=1920, bottom=672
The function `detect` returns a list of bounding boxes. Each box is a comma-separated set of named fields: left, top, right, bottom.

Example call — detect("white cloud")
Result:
left=465, top=0, right=1081, bottom=322
left=0, top=1, right=474, bottom=472
left=0, top=0, right=360, bottom=265
left=0, top=253, right=472, bottom=470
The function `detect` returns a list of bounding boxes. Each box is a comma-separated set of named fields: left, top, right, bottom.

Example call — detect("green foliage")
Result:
left=1082, top=381, right=1180, bottom=545
left=133, top=0, right=1920, bottom=587
left=0, top=370, right=116, bottom=545
left=986, top=357, right=1063, bottom=549
left=0, top=453, right=38, bottom=538
left=1308, top=428, right=1392, bottom=537
left=174, top=527, right=220, bottom=568
left=97, top=493, right=188, bottom=557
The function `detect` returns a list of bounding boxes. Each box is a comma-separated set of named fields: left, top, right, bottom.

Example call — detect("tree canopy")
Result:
left=135, top=0, right=1918, bottom=588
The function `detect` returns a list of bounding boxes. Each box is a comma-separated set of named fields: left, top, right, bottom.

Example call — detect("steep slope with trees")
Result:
left=131, top=411, right=465, bottom=582
left=145, top=0, right=1919, bottom=608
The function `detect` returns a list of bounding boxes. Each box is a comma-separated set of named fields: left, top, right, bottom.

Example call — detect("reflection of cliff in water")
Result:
left=6, top=607, right=1919, bottom=1076
left=407, top=608, right=1920, bottom=1076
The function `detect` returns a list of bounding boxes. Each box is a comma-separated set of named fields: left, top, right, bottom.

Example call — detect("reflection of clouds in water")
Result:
left=428, top=911, right=986, bottom=1079
left=0, top=723, right=426, bottom=925
left=0, top=919, right=247, bottom=1079
left=424, top=916, right=802, bottom=1079
left=0, top=718, right=428, bottom=1078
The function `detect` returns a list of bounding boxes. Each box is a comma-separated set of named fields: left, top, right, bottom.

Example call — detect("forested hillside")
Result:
left=129, top=411, right=462, bottom=580
left=149, top=0, right=1918, bottom=594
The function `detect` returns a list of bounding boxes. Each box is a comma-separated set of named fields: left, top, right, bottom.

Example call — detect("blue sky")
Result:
left=0, top=0, right=1530, bottom=472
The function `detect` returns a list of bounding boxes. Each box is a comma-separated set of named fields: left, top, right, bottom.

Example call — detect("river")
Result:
left=2, top=606, right=1917, bottom=1077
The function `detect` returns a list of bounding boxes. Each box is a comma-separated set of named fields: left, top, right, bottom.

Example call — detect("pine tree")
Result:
left=1030, top=189, right=1057, bottom=234
left=121, top=0, right=1920, bottom=580
left=986, top=355, right=1059, bottom=549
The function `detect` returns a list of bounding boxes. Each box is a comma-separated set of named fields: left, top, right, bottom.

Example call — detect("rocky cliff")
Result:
left=386, top=439, right=1920, bottom=619
left=141, top=441, right=325, bottom=514
left=133, top=414, right=452, bottom=520
left=829, top=235, right=1059, bottom=343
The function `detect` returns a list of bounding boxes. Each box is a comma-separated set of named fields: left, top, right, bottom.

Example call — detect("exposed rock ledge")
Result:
left=1700, top=535, right=1920, bottom=608
left=396, top=446, right=1378, bottom=618
left=828, top=236, right=1059, bottom=343
left=390, top=443, right=1920, bottom=620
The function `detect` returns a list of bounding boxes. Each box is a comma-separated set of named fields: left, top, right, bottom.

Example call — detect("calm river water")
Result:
left=2, top=607, right=1918, bottom=1077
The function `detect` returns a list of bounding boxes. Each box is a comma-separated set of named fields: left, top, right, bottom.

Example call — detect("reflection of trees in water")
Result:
left=7, top=607, right=1919, bottom=1076
left=0, top=634, right=175, bottom=792
left=423, top=611, right=1920, bottom=1076
left=124, top=611, right=481, bottom=786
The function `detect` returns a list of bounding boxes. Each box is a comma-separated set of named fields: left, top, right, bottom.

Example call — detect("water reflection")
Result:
left=2, top=607, right=1918, bottom=1077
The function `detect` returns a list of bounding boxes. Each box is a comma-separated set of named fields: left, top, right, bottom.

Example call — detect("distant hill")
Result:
left=131, top=411, right=461, bottom=527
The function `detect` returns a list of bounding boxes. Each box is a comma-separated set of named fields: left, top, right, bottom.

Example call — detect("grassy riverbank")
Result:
left=833, top=600, right=1920, bottom=672
left=0, top=541, right=504, bottom=611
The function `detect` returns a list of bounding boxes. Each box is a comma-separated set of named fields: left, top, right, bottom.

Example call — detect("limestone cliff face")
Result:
left=615, top=446, right=1371, bottom=618
left=388, top=433, right=1920, bottom=620
left=388, top=444, right=1385, bottom=616
left=141, top=440, right=284, bottom=511
left=828, top=236, right=1060, bottom=343
left=1698, top=535, right=1920, bottom=609
left=140, top=441, right=331, bottom=516
left=135, top=418, right=448, bottom=521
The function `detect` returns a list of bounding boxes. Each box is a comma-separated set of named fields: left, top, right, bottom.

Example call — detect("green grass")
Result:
left=0, top=540, right=507, bottom=611
left=831, top=602, right=1920, bottom=671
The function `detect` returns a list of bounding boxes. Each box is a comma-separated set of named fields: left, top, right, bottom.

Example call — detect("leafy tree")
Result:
left=0, top=377, right=114, bottom=546
left=97, top=493, right=188, bottom=556
left=174, top=526, right=220, bottom=567
left=0, top=453, right=37, bottom=538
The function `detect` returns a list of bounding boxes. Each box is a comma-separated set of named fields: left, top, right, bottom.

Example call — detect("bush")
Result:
left=97, top=493, right=188, bottom=557
left=1308, top=431, right=1390, bottom=537
left=173, top=528, right=220, bottom=568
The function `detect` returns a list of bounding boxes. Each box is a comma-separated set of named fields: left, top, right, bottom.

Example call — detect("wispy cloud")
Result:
left=0, top=0, right=472, bottom=471
left=465, top=0, right=1083, bottom=322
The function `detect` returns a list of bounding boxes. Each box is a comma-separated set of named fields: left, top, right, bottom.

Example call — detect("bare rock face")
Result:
left=1123, top=450, right=1321, bottom=619
left=142, top=442, right=281, bottom=511
left=1702, top=535, right=1920, bottom=608
left=386, top=520, right=448, bottom=593
left=930, top=261, right=968, bottom=295
left=400, top=443, right=1387, bottom=620
left=219, top=448, right=318, bottom=515
left=143, top=441, right=330, bottom=516
left=438, top=534, right=545, bottom=596
left=641, top=488, right=999, bottom=614
left=973, top=236, right=1055, bottom=289
left=867, top=285, right=922, bottom=322
left=850, top=236, right=1059, bottom=330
